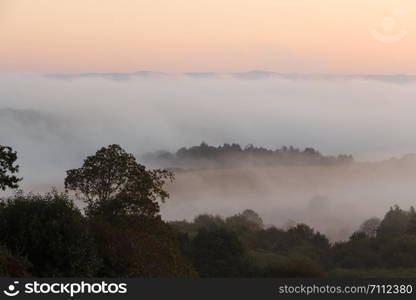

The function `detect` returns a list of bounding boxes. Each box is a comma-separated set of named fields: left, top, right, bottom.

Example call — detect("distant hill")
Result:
left=142, top=142, right=354, bottom=169
left=46, top=71, right=416, bottom=84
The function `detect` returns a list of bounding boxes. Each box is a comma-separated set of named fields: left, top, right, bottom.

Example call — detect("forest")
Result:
left=1, top=144, right=416, bottom=278
left=143, top=142, right=354, bottom=169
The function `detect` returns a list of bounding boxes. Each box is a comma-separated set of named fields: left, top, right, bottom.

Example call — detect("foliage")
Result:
left=358, top=217, right=381, bottom=237
left=4, top=143, right=416, bottom=278
left=0, top=191, right=99, bottom=276
left=406, top=207, right=416, bottom=235
left=65, top=145, right=195, bottom=277
left=331, top=206, right=416, bottom=271
left=378, top=205, right=410, bottom=236
left=171, top=211, right=330, bottom=277
left=0, top=146, right=21, bottom=191
left=90, top=217, right=196, bottom=277
left=190, top=228, right=252, bottom=277
left=226, top=209, right=264, bottom=232
left=143, top=142, right=354, bottom=169
left=65, top=144, right=173, bottom=217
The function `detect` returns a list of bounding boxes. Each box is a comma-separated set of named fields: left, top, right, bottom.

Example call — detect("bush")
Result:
left=0, top=191, right=99, bottom=276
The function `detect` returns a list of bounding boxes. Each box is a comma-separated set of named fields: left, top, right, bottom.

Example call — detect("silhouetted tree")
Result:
left=0, top=146, right=21, bottom=191
left=65, top=144, right=173, bottom=217
left=65, top=145, right=195, bottom=277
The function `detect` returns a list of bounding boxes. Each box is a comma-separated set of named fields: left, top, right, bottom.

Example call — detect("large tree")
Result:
left=0, top=146, right=21, bottom=191
left=65, top=145, right=196, bottom=277
left=64, top=144, right=173, bottom=217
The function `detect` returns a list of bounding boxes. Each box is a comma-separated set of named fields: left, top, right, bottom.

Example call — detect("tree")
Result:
left=65, top=144, right=173, bottom=217
left=241, top=209, right=264, bottom=228
left=0, top=146, right=21, bottom=191
left=65, top=144, right=195, bottom=277
left=190, top=228, right=251, bottom=277
left=358, top=217, right=381, bottom=238
left=225, top=209, right=264, bottom=232
left=285, top=224, right=330, bottom=265
left=193, top=214, right=225, bottom=229
left=0, top=191, right=99, bottom=276
left=377, top=205, right=410, bottom=236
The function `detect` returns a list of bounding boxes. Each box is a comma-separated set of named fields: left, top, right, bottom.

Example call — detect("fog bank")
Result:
left=165, top=156, right=416, bottom=240
left=2, top=72, right=416, bottom=187
left=2, top=72, right=416, bottom=238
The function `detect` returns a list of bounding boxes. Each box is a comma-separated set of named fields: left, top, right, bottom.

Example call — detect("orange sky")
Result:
left=0, top=0, right=415, bottom=73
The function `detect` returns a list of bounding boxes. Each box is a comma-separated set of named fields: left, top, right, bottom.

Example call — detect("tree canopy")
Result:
left=0, top=146, right=21, bottom=191
left=0, top=191, right=99, bottom=276
left=65, top=144, right=173, bottom=217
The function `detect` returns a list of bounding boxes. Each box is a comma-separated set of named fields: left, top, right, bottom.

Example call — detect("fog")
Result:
left=2, top=71, right=416, bottom=239
left=165, top=157, right=416, bottom=240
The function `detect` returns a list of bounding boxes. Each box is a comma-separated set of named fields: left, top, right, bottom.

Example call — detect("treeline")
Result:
left=171, top=206, right=416, bottom=277
left=1, top=144, right=416, bottom=278
left=1, top=196, right=416, bottom=277
left=143, top=142, right=354, bottom=169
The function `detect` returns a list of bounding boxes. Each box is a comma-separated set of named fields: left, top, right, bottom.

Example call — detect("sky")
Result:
left=1, top=0, right=416, bottom=73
